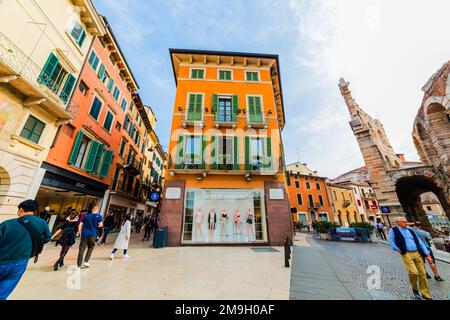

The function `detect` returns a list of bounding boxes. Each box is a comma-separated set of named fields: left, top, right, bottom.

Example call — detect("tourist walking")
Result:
left=135, top=215, right=143, bottom=234
left=376, top=220, right=387, bottom=240
left=388, top=217, right=433, bottom=300
left=312, top=221, right=319, bottom=236
left=76, top=205, right=103, bottom=270
left=0, top=200, right=51, bottom=300
left=413, top=222, right=444, bottom=281
left=306, top=221, right=311, bottom=233
left=100, top=212, right=115, bottom=245
left=51, top=211, right=79, bottom=271
left=142, top=216, right=153, bottom=241
left=110, top=215, right=132, bottom=259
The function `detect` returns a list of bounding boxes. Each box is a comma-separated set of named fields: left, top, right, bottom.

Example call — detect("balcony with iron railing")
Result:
left=111, top=178, right=147, bottom=204
left=0, top=32, right=73, bottom=120
left=308, top=202, right=323, bottom=210
left=123, top=153, right=142, bottom=176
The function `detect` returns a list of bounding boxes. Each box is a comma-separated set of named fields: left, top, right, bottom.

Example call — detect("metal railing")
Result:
left=0, top=32, right=69, bottom=109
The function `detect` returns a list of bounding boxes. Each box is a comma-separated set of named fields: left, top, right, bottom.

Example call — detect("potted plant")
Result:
left=317, top=221, right=340, bottom=240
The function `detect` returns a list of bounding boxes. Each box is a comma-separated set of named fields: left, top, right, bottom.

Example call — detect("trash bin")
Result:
left=153, top=226, right=167, bottom=248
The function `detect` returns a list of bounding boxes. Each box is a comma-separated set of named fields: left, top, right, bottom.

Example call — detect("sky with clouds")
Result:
left=93, top=0, right=450, bottom=178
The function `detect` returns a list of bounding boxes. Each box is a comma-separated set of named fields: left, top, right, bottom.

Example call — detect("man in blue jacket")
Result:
left=0, top=200, right=51, bottom=300
left=388, top=217, right=433, bottom=300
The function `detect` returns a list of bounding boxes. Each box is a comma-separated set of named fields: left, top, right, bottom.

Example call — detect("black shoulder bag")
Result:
left=17, top=218, right=45, bottom=263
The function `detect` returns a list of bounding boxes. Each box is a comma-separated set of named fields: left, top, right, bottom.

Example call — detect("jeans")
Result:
left=0, top=260, right=28, bottom=300
left=101, top=227, right=111, bottom=244
left=377, top=228, right=387, bottom=240
left=77, top=236, right=96, bottom=267
left=143, top=227, right=152, bottom=240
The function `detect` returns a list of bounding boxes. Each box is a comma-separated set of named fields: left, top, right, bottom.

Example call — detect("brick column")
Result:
left=264, top=181, right=294, bottom=246
left=159, top=180, right=186, bottom=246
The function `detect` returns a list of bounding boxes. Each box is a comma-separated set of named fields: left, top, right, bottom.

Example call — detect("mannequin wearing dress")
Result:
left=208, top=208, right=217, bottom=241
left=220, top=209, right=228, bottom=237
left=246, top=208, right=254, bottom=240
left=195, top=209, right=203, bottom=241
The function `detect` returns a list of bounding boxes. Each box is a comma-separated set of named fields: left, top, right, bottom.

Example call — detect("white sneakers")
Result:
left=110, top=254, right=114, bottom=260
left=124, top=254, right=130, bottom=258
left=82, top=262, right=90, bottom=268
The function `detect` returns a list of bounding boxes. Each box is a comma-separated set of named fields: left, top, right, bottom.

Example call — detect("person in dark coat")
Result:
left=51, top=211, right=79, bottom=271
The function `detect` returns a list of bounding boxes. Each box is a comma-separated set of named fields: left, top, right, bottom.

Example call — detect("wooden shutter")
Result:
left=175, top=135, right=184, bottom=169
left=195, top=94, right=202, bottom=120
left=68, top=130, right=84, bottom=165
left=211, top=136, right=217, bottom=170
left=78, top=29, right=86, bottom=47
left=99, top=150, right=114, bottom=177
left=59, top=74, right=76, bottom=103
left=84, top=141, right=100, bottom=172
left=245, top=137, right=251, bottom=170
left=38, top=53, right=59, bottom=84
left=232, top=95, right=239, bottom=122
left=92, top=144, right=105, bottom=174
left=265, top=137, right=272, bottom=170
left=233, top=136, right=239, bottom=170
left=187, top=94, right=195, bottom=119
left=98, top=64, right=106, bottom=79
left=107, top=78, right=114, bottom=92
left=212, top=94, right=219, bottom=120
left=286, top=170, right=291, bottom=186
left=255, top=97, right=262, bottom=122
left=248, top=97, right=255, bottom=122
left=201, top=135, right=207, bottom=169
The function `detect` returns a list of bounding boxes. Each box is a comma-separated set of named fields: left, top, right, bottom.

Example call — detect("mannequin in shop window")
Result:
left=194, top=209, right=204, bottom=241
left=234, top=209, right=242, bottom=235
left=220, top=209, right=229, bottom=237
left=246, top=208, right=254, bottom=241
left=208, top=208, right=217, bottom=240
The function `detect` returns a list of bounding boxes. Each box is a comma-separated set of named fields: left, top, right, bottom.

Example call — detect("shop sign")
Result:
left=166, top=187, right=181, bottom=199
left=76, top=182, right=86, bottom=189
left=269, top=188, right=284, bottom=200
left=380, top=206, right=391, bottom=213
left=150, top=192, right=160, bottom=202
left=203, top=191, right=251, bottom=200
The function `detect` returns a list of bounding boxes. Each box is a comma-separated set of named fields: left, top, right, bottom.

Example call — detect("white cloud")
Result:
left=287, top=0, right=450, bottom=177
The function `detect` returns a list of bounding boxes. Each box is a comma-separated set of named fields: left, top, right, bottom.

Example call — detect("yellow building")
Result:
left=0, top=0, right=104, bottom=220
left=326, top=183, right=360, bottom=227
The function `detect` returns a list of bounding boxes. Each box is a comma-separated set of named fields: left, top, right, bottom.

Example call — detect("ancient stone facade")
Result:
left=338, top=61, right=450, bottom=230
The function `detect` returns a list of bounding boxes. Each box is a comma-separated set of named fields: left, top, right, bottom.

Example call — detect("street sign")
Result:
left=150, top=192, right=160, bottom=202
left=380, top=206, right=391, bottom=213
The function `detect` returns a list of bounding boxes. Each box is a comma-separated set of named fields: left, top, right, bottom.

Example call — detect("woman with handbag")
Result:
left=51, top=211, right=80, bottom=271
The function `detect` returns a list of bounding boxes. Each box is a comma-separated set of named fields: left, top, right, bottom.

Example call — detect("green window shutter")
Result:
left=201, top=135, right=207, bottom=169
left=211, top=136, right=217, bottom=170
left=107, top=78, right=114, bottom=92
left=99, top=150, right=114, bottom=177
left=248, top=97, right=256, bottom=122
left=233, top=136, right=239, bottom=170
left=38, top=53, right=59, bottom=85
left=68, top=130, right=84, bottom=165
left=187, top=94, right=195, bottom=119
left=232, top=95, right=239, bottom=122
left=255, top=97, right=263, bottom=122
left=92, top=144, right=105, bottom=174
left=78, top=29, right=86, bottom=47
left=286, top=171, right=291, bottom=186
left=84, top=141, right=100, bottom=172
left=212, top=94, right=219, bottom=120
left=175, top=135, right=184, bottom=169
left=59, top=74, right=76, bottom=103
left=245, top=137, right=251, bottom=170
left=195, top=94, right=202, bottom=120
left=265, top=137, right=272, bottom=170
left=198, top=69, right=204, bottom=78
left=98, top=64, right=106, bottom=79
left=218, top=70, right=224, bottom=80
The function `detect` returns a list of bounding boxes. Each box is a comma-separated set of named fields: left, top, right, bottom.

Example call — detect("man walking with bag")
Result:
left=0, top=200, right=51, bottom=300
left=388, top=217, right=434, bottom=300
left=77, top=205, right=103, bottom=270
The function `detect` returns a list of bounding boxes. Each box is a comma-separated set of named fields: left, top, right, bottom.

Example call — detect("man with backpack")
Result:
left=0, top=200, right=51, bottom=300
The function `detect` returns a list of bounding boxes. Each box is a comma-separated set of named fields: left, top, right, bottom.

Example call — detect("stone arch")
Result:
left=425, top=102, right=450, bottom=164
left=0, top=166, right=11, bottom=206
left=412, top=134, right=428, bottom=164
left=415, top=122, right=439, bottom=164
left=395, top=173, right=450, bottom=233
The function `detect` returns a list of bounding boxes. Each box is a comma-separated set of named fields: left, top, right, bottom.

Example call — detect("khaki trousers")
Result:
left=401, top=251, right=430, bottom=298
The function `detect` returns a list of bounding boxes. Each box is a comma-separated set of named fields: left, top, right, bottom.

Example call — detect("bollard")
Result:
left=284, top=236, right=290, bottom=268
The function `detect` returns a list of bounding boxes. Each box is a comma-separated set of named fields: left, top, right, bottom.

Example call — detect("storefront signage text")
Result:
left=203, top=192, right=251, bottom=200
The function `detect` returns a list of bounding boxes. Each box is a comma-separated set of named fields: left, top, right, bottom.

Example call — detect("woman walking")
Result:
left=51, top=211, right=79, bottom=271
left=110, top=214, right=131, bottom=260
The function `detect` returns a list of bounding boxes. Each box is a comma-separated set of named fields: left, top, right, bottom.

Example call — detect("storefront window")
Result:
left=182, top=189, right=267, bottom=244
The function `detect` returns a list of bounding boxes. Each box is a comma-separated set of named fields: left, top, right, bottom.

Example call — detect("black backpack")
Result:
left=17, top=217, right=45, bottom=263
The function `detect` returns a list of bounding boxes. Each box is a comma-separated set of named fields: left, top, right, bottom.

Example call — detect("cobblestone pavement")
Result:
left=308, top=235, right=450, bottom=300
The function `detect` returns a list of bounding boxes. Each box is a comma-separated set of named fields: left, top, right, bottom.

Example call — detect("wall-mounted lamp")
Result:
left=178, top=106, right=183, bottom=112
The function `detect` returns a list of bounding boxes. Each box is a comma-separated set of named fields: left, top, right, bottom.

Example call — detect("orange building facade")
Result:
left=286, top=163, right=334, bottom=224
left=35, top=16, right=153, bottom=228
left=160, top=49, right=293, bottom=246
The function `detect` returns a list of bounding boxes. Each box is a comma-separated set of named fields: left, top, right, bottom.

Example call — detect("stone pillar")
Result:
left=264, top=181, right=293, bottom=246
left=159, top=180, right=186, bottom=246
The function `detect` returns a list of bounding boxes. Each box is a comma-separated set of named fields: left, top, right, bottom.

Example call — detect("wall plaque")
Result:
left=165, top=187, right=181, bottom=199
left=269, top=188, right=284, bottom=200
